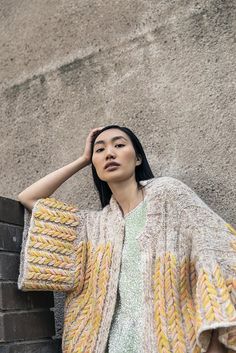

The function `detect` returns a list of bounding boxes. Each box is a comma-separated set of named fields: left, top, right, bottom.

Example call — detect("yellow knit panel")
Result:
left=188, top=260, right=203, bottom=342
left=226, top=278, right=236, bottom=306
left=197, top=268, right=223, bottom=323
left=153, top=258, right=172, bottom=353
left=22, top=197, right=86, bottom=291
left=165, top=253, right=186, bottom=353
left=28, top=253, right=73, bottom=270
left=214, top=266, right=236, bottom=318
left=153, top=255, right=203, bottom=353
left=28, top=248, right=72, bottom=267
left=196, top=224, right=236, bottom=338
left=40, top=197, right=79, bottom=212
left=194, top=295, right=203, bottom=339
left=226, top=223, right=236, bottom=281
left=63, top=241, right=113, bottom=353
left=29, top=234, right=74, bottom=255
left=73, top=241, right=87, bottom=290
left=27, top=265, right=72, bottom=280
left=82, top=242, right=113, bottom=351
left=189, top=261, right=197, bottom=301
left=32, top=219, right=77, bottom=241
left=63, top=242, right=94, bottom=352
left=24, top=241, right=86, bottom=290
left=27, top=271, right=71, bottom=283
left=63, top=242, right=98, bottom=352
left=180, top=257, right=200, bottom=353
left=195, top=263, right=236, bottom=350
left=185, top=262, right=236, bottom=340
left=21, top=280, right=73, bottom=291
left=189, top=261, right=202, bottom=353
left=34, top=206, right=79, bottom=227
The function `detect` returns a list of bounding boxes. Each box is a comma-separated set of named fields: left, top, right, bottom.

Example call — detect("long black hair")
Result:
left=90, top=124, right=155, bottom=208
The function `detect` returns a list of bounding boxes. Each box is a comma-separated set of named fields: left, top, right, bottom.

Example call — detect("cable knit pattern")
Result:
left=17, top=177, right=236, bottom=353
left=18, top=197, right=87, bottom=292
left=63, top=241, right=113, bottom=353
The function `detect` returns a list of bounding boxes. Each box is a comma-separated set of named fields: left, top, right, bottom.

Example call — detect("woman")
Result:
left=17, top=125, right=236, bottom=353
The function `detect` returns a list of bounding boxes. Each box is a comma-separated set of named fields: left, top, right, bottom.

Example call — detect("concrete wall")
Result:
left=1, top=0, right=235, bottom=339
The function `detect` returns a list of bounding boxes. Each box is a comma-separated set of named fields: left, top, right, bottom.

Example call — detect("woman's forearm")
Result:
left=17, top=156, right=89, bottom=210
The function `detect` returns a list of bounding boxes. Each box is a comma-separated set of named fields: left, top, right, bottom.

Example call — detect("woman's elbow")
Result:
left=17, top=193, right=36, bottom=211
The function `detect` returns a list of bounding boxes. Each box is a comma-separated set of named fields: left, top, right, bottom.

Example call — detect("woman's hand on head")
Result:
left=82, top=127, right=104, bottom=165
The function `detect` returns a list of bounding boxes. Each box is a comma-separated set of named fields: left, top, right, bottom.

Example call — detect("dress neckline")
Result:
left=124, top=198, right=146, bottom=219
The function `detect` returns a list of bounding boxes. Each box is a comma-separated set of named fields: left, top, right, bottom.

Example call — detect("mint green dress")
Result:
left=106, top=199, right=147, bottom=353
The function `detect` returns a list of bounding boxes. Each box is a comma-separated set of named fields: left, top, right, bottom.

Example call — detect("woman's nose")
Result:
left=105, top=146, right=116, bottom=159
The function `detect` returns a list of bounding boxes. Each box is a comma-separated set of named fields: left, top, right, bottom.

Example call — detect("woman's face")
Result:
left=92, top=128, right=141, bottom=183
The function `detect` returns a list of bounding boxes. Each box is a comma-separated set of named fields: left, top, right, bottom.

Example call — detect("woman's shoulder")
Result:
left=142, top=176, right=194, bottom=194
left=143, top=176, right=203, bottom=208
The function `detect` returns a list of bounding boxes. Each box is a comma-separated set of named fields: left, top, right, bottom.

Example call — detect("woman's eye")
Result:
left=95, top=144, right=124, bottom=153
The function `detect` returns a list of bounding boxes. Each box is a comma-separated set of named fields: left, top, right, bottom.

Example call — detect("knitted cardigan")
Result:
left=17, top=176, right=236, bottom=353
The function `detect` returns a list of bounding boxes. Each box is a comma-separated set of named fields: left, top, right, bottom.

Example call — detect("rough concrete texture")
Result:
left=1, top=0, right=236, bottom=338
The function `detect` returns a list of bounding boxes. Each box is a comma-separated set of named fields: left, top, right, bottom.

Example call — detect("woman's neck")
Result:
left=108, top=178, right=144, bottom=216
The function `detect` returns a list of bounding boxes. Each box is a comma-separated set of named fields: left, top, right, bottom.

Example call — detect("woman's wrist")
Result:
left=77, top=155, right=91, bottom=169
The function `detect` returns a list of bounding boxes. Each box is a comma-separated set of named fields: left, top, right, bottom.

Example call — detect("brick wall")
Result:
left=0, top=197, right=61, bottom=353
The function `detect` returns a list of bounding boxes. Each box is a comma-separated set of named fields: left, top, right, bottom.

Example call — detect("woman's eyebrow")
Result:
left=94, top=136, right=128, bottom=146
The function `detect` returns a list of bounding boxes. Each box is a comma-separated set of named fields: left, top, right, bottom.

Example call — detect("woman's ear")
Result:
left=136, top=155, right=142, bottom=166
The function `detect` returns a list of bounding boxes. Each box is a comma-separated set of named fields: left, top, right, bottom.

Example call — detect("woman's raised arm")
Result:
left=17, top=127, right=103, bottom=210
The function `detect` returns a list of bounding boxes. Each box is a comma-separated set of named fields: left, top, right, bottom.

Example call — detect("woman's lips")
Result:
left=105, top=165, right=120, bottom=171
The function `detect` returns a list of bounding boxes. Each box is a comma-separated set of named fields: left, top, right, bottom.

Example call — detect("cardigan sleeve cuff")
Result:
left=17, top=197, right=87, bottom=292
left=193, top=223, right=236, bottom=351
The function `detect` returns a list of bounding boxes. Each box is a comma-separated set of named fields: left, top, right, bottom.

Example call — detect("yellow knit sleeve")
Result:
left=17, top=197, right=87, bottom=292
left=187, top=201, right=236, bottom=351
left=158, top=178, right=236, bottom=352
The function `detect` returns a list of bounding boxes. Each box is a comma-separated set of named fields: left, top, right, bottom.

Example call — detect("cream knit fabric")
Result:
left=18, top=177, right=236, bottom=353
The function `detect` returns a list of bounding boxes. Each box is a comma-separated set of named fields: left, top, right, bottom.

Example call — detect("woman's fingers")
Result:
left=82, top=127, right=104, bottom=162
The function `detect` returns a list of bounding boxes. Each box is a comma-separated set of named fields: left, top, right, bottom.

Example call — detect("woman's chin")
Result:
left=101, top=173, right=135, bottom=184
